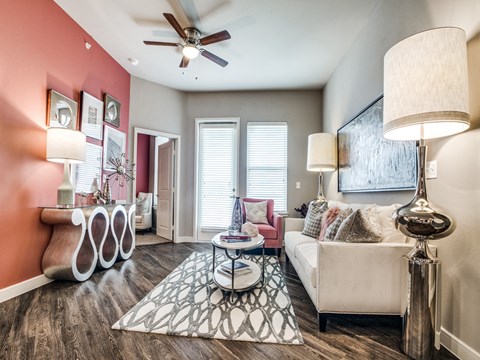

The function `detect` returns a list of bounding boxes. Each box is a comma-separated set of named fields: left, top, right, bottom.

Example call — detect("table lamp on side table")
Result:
left=383, top=27, right=470, bottom=359
left=306, top=133, right=336, bottom=202
left=46, top=127, right=86, bottom=208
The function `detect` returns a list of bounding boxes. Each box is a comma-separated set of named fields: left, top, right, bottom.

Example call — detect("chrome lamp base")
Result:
left=393, top=140, right=453, bottom=359
left=401, top=238, right=441, bottom=359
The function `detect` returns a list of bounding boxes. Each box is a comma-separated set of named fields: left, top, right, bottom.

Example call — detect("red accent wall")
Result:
left=0, top=1, right=130, bottom=289
left=136, top=134, right=151, bottom=195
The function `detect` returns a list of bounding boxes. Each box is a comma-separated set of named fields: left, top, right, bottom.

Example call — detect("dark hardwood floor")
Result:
left=0, top=243, right=457, bottom=360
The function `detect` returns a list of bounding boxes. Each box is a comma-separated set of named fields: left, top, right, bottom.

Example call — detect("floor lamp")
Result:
left=46, top=128, right=86, bottom=207
left=307, top=133, right=336, bottom=202
left=383, top=27, right=470, bottom=359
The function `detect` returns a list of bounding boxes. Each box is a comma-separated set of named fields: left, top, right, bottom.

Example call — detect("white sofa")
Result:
left=285, top=200, right=435, bottom=331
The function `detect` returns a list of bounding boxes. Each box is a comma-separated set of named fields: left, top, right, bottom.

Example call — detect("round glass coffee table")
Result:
left=211, top=233, right=265, bottom=301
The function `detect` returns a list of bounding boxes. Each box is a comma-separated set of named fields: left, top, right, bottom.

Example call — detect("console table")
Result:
left=40, top=204, right=135, bottom=281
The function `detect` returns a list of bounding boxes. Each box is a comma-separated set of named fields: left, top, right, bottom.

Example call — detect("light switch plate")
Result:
left=296, top=182, right=301, bottom=189
left=426, top=160, right=437, bottom=179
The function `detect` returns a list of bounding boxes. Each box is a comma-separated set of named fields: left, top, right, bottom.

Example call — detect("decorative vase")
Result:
left=102, top=180, right=112, bottom=204
left=230, top=197, right=243, bottom=232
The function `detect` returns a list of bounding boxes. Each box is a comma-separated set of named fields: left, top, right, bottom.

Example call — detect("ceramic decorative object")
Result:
left=230, top=197, right=243, bottom=232
left=241, top=222, right=259, bottom=237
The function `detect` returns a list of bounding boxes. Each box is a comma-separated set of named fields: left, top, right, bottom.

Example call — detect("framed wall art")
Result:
left=104, top=93, right=121, bottom=127
left=73, top=142, right=103, bottom=193
left=80, top=91, right=104, bottom=140
left=103, top=126, right=126, bottom=171
left=47, top=89, right=78, bottom=130
left=337, top=96, right=417, bottom=193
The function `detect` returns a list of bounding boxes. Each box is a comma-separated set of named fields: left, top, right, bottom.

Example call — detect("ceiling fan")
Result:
left=144, top=13, right=231, bottom=68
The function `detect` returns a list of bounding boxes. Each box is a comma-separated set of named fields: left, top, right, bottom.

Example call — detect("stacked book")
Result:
left=220, top=231, right=251, bottom=243
left=217, top=261, right=252, bottom=278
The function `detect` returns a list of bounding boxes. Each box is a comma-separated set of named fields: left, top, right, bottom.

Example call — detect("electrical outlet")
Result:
left=426, top=160, right=437, bottom=179
left=296, top=182, right=301, bottom=189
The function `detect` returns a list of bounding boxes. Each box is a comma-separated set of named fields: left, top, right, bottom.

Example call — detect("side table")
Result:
left=211, top=233, right=265, bottom=301
left=40, top=204, right=135, bottom=281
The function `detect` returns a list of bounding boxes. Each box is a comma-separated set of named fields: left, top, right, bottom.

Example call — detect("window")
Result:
left=247, top=122, right=288, bottom=212
left=196, top=120, right=239, bottom=238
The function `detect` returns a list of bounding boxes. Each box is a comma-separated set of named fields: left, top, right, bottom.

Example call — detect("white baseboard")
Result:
left=441, top=327, right=480, bottom=360
left=176, top=236, right=195, bottom=243
left=0, top=275, right=53, bottom=303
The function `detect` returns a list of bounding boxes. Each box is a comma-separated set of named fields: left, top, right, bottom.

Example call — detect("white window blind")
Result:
left=199, top=123, right=236, bottom=230
left=247, top=122, right=288, bottom=212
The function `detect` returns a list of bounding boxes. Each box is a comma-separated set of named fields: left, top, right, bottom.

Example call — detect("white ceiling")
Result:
left=54, top=0, right=381, bottom=92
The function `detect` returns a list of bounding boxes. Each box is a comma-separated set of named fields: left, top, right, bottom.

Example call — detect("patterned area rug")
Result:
left=112, top=252, right=303, bottom=344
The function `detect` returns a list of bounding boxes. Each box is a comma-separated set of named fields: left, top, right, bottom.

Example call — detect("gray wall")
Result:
left=128, top=76, right=191, bottom=236
left=129, top=81, right=323, bottom=237
left=322, top=0, right=480, bottom=354
left=185, top=91, right=323, bottom=224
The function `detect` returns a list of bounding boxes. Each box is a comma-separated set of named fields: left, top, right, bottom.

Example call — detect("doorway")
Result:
left=133, top=127, right=180, bottom=242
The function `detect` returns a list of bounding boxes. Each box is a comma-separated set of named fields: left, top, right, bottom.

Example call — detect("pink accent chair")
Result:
left=242, top=198, right=284, bottom=256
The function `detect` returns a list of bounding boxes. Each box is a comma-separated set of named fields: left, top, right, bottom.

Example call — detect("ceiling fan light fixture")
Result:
left=182, top=45, right=200, bottom=59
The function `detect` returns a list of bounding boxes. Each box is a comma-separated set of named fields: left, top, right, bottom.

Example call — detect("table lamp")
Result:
left=383, top=27, right=470, bottom=359
left=307, top=133, right=336, bottom=202
left=46, top=128, right=86, bottom=207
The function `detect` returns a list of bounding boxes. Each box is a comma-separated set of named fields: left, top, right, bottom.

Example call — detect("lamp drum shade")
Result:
left=307, top=133, right=336, bottom=172
left=383, top=27, right=470, bottom=140
left=46, top=128, right=86, bottom=163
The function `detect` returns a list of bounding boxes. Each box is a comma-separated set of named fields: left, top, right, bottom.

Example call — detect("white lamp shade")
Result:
left=46, top=128, right=86, bottom=163
left=307, top=133, right=336, bottom=172
left=383, top=27, right=470, bottom=140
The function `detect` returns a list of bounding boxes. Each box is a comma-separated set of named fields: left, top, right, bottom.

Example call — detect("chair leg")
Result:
left=318, top=313, right=327, bottom=332
left=277, top=248, right=282, bottom=257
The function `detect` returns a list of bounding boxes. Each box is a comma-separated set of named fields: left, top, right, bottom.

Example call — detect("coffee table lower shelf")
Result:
left=213, top=260, right=262, bottom=292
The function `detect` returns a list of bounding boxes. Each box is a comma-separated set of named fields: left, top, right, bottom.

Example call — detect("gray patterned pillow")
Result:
left=244, top=201, right=269, bottom=224
left=323, top=208, right=353, bottom=242
left=334, top=206, right=382, bottom=243
left=302, top=201, right=328, bottom=238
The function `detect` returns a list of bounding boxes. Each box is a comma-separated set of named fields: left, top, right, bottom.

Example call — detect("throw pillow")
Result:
left=136, top=197, right=146, bottom=215
left=334, top=206, right=382, bottom=243
left=301, top=201, right=328, bottom=238
left=318, top=207, right=341, bottom=241
left=323, top=208, right=353, bottom=242
left=244, top=201, right=269, bottom=224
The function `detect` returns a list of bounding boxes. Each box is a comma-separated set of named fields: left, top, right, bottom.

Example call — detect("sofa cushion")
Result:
left=323, top=208, right=352, bottom=242
left=302, top=201, right=328, bottom=238
left=318, top=207, right=341, bottom=240
left=377, top=204, right=407, bottom=243
left=334, top=206, right=382, bottom=243
left=294, top=242, right=318, bottom=289
left=285, top=231, right=316, bottom=257
left=244, top=200, right=269, bottom=224
left=256, top=223, right=277, bottom=239
left=328, top=200, right=372, bottom=212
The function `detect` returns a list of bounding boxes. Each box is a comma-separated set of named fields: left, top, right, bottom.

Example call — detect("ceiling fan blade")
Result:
left=179, top=56, right=190, bottom=68
left=200, top=30, right=231, bottom=45
left=201, top=50, right=228, bottom=67
left=163, top=13, right=186, bottom=39
left=144, top=40, right=178, bottom=47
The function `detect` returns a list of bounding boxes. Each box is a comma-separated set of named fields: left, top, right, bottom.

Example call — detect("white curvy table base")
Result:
left=41, top=204, right=136, bottom=281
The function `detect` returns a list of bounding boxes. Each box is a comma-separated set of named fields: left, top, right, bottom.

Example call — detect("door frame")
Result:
left=133, top=127, right=180, bottom=243
left=193, top=117, right=240, bottom=242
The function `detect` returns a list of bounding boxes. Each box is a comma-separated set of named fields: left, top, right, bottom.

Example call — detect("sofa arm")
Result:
left=316, top=242, right=416, bottom=314
left=285, top=218, right=304, bottom=232
left=272, top=213, right=284, bottom=241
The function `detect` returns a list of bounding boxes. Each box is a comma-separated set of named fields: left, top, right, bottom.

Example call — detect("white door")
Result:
left=196, top=120, right=239, bottom=241
left=156, top=140, right=174, bottom=240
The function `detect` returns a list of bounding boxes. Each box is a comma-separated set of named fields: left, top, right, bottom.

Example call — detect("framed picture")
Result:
left=104, top=93, right=121, bottom=127
left=47, top=89, right=78, bottom=130
left=80, top=91, right=104, bottom=140
left=73, top=143, right=103, bottom=193
left=337, top=96, right=417, bottom=192
left=103, top=126, right=126, bottom=171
